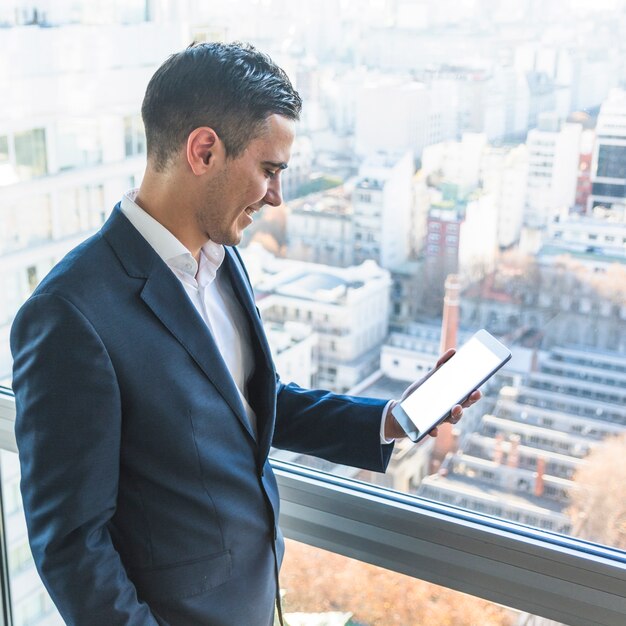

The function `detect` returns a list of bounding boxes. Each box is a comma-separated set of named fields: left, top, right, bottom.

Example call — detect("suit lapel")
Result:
left=102, top=207, right=255, bottom=441
left=223, top=248, right=274, bottom=370
left=223, top=248, right=277, bottom=453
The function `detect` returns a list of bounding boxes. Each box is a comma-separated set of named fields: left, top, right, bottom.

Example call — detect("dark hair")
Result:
left=141, top=41, right=302, bottom=170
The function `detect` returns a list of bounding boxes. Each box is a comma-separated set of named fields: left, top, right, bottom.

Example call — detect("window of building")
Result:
left=57, top=119, right=102, bottom=170
left=0, top=135, right=8, bottom=164
left=14, top=128, right=47, bottom=180
left=124, top=114, right=146, bottom=157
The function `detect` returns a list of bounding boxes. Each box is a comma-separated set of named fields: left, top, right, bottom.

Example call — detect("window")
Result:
left=0, top=136, right=8, bottom=164
left=57, top=119, right=102, bottom=170
left=26, top=266, right=38, bottom=293
left=124, top=115, right=146, bottom=157
left=14, top=129, right=47, bottom=180
left=2, top=3, right=626, bottom=626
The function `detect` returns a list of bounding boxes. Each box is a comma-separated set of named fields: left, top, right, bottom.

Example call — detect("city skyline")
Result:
left=0, top=2, right=625, bottom=625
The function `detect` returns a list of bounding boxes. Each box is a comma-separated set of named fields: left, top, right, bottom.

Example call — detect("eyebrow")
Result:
left=262, top=161, right=289, bottom=170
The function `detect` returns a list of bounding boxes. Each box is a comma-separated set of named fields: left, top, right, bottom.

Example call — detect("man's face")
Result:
left=197, top=114, right=295, bottom=246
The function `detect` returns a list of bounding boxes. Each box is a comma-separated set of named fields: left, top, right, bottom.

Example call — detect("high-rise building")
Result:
left=589, top=88, right=626, bottom=213
left=286, top=189, right=354, bottom=268
left=540, top=206, right=626, bottom=271
left=352, top=151, right=414, bottom=270
left=240, top=244, right=391, bottom=394
left=525, top=113, right=582, bottom=228
left=354, top=77, right=427, bottom=157
left=481, top=143, right=528, bottom=248
left=0, top=20, right=184, bottom=380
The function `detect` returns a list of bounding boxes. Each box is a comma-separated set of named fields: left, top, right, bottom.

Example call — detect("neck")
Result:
left=135, top=166, right=205, bottom=260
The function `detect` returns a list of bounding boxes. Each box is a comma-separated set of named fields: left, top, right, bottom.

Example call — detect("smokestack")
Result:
left=507, top=435, right=520, bottom=468
left=432, top=274, right=461, bottom=467
left=439, top=274, right=461, bottom=354
left=493, top=433, right=504, bottom=465
left=535, top=456, right=545, bottom=497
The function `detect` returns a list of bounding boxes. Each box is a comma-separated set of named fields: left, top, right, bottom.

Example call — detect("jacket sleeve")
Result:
left=272, top=378, right=394, bottom=473
left=10, top=293, right=160, bottom=626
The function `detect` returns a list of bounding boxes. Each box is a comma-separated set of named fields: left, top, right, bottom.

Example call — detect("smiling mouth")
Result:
left=244, top=207, right=258, bottom=217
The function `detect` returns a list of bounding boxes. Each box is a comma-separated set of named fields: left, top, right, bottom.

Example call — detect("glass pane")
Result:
left=0, top=195, right=53, bottom=255
left=0, top=0, right=625, bottom=585
left=14, top=129, right=47, bottom=180
left=0, top=136, right=8, bottom=164
left=57, top=120, right=102, bottom=170
left=281, top=539, right=557, bottom=626
left=1, top=450, right=64, bottom=626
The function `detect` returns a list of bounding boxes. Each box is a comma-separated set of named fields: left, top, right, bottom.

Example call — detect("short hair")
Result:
left=141, top=41, right=302, bottom=170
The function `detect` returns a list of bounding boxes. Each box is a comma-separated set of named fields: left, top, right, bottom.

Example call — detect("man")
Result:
left=10, top=42, right=480, bottom=626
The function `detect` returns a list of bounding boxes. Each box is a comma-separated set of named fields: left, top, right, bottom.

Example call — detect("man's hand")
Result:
left=384, top=348, right=482, bottom=441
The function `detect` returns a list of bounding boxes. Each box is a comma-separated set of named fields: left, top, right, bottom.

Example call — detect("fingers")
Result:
left=443, top=390, right=482, bottom=428
left=435, top=348, right=456, bottom=369
left=461, top=389, right=482, bottom=408
left=448, top=404, right=463, bottom=423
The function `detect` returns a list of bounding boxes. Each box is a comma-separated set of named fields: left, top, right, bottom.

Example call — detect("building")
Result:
left=0, top=20, right=185, bottom=383
left=424, top=184, right=465, bottom=289
left=573, top=129, right=594, bottom=214
left=354, top=76, right=427, bottom=158
left=264, top=321, right=318, bottom=389
left=524, top=113, right=582, bottom=228
left=539, top=206, right=626, bottom=271
left=481, top=143, right=528, bottom=249
left=461, top=260, right=626, bottom=353
left=352, top=151, right=414, bottom=270
left=421, top=133, right=488, bottom=191
left=240, top=244, right=391, bottom=394
left=458, top=192, right=498, bottom=282
left=281, top=135, right=314, bottom=202
left=588, top=88, right=626, bottom=213
left=418, top=345, right=626, bottom=535
left=286, top=189, right=354, bottom=267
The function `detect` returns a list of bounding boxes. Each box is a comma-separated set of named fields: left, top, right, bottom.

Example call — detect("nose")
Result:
left=263, top=175, right=283, bottom=207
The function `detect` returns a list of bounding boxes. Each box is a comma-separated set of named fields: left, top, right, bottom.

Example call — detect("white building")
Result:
left=589, top=88, right=626, bottom=213
left=421, top=133, right=488, bottom=190
left=286, top=190, right=354, bottom=267
left=354, top=76, right=428, bottom=158
left=481, top=144, right=528, bottom=248
left=525, top=113, right=582, bottom=228
left=419, top=345, right=626, bottom=535
left=281, top=135, right=314, bottom=202
left=240, top=244, right=391, bottom=394
left=458, top=193, right=498, bottom=281
left=539, top=206, right=626, bottom=271
left=353, top=151, right=414, bottom=270
left=264, top=321, right=318, bottom=389
left=0, top=20, right=184, bottom=378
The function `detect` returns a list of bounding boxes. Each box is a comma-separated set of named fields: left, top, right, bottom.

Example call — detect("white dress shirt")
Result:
left=120, top=189, right=393, bottom=444
left=121, top=190, right=258, bottom=435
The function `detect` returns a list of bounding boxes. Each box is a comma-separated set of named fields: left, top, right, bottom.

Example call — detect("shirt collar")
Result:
left=120, top=189, right=225, bottom=281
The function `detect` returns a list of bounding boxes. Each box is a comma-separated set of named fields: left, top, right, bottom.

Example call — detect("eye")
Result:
left=265, top=169, right=277, bottom=179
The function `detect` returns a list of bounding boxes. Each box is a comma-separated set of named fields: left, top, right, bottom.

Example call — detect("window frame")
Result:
left=274, top=459, right=626, bottom=626
left=1, top=389, right=626, bottom=626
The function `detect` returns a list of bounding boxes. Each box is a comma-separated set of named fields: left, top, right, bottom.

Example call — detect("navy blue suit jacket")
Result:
left=10, top=206, right=394, bottom=626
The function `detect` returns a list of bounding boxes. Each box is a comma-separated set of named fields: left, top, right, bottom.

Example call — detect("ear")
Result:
left=186, top=127, right=224, bottom=175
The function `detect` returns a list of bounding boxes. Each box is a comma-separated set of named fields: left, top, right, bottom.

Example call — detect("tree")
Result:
left=280, top=539, right=515, bottom=626
left=567, top=434, right=626, bottom=549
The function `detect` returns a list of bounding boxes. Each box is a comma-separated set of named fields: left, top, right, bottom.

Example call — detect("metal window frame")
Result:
left=0, top=389, right=15, bottom=626
left=274, top=461, right=626, bottom=626
left=1, top=389, right=626, bottom=625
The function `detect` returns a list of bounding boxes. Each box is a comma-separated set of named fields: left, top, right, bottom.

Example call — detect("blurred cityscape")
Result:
left=1, top=1, right=625, bottom=624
